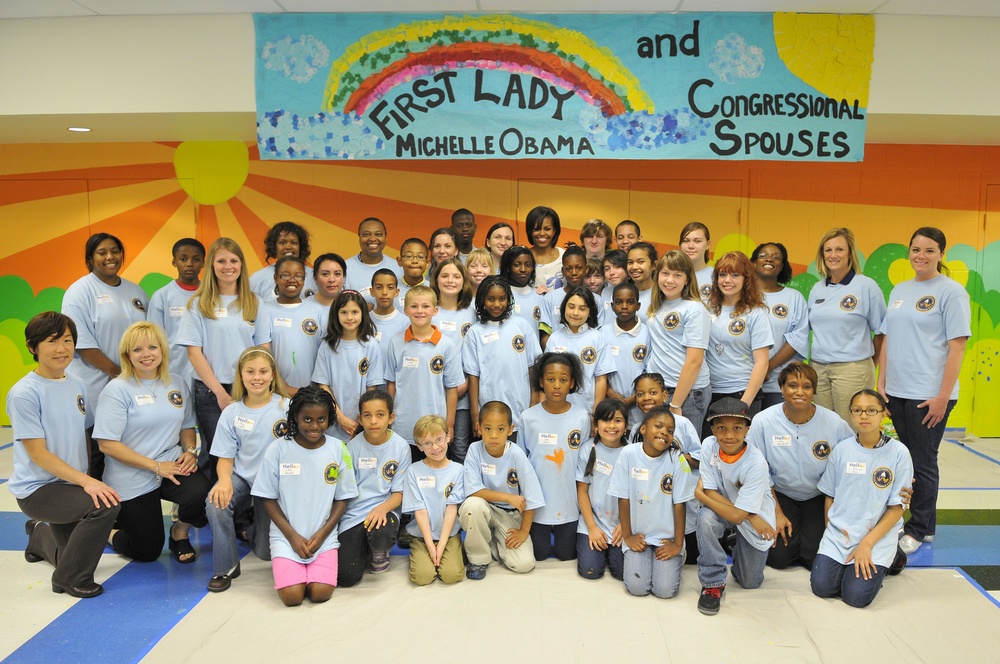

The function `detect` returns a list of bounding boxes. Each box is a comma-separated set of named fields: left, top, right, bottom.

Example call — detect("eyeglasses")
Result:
left=400, top=253, right=426, bottom=261
left=849, top=408, right=884, bottom=416
left=277, top=273, right=303, bottom=281
left=756, top=253, right=782, bottom=261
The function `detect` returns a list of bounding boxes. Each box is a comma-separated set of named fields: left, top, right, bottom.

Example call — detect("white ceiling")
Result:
left=4, top=0, right=1000, bottom=18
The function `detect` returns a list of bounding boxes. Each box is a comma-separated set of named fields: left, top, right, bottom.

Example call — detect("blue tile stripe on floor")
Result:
left=945, top=439, right=1000, bottom=467
left=953, top=567, right=1000, bottom=609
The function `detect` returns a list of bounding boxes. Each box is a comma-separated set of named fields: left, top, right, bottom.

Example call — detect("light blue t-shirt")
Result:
left=601, top=320, right=649, bottom=424
left=646, top=298, right=711, bottom=390
left=575, top=440, right=625, bottom=539
left=699, top=437, right=776, bottom=552
left=433, top=306, right=476, bottom=410
left=463, top=441, right=545, bottom=510
left=212, top=394, right=289, bottom=485
left=462, top=317, right=541, bottom=429
left=746, top=403, right=853, bottom=501
left=62, top=272, right=149, bottom=408
left=608, top=443, right=695, bottom=546
left=342, top=431, right=411, bottom=532
left=628, top=413, right=702, bottom=535
left=807, top=271, right=886, bottom=364
left=541, top=288, right=607, bottom=330
left=761, top=288, right=810, bottom=394
left=147, top=280, right=198, bottom=386
left=511, top=285, right=545, bottom=336
left=817, top=436, right=913, bottom=567
left=706, top=305, right=774, bottom=395
left=694, top=266, right=714, bottom=304
left=384, top=328, right=464, bottom=444
left=311, top=337, right=385, bottom=440
left=546, top=325, right=616, bottom=412
left=403, top=460, right=465, bottom=540
left=371, top=309, right=409, bottom=344
left=518, top=402, right=590, bottom=525
left=261, top=299, right=325, bottom=389
left=177, top=294, right=270, bottom=384
left=7, top=372, right=90, bottom=499
left=93, top=375, right=196, bottom=501
left=344, top=254, right=402, bottom=303
left=881, top=275, right=971, bottom=400
left=252, top=435, right=359, bottom=563
left=249, top=264, right=319, bottom=303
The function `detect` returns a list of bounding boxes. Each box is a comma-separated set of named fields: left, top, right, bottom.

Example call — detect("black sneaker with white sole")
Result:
left=698, top=586, right=725, bottom=615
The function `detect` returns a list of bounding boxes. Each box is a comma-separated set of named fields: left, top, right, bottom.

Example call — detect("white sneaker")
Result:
left=899, top=534, right=921, bottom=555
left=922, top=535, right=935, bottom=543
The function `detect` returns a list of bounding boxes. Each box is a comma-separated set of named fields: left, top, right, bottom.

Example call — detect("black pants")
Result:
left=337, top=513, right=400, bottom=587
left=111, top=472, right=211, bottom=562
left=530, top=522, right=577, bottom=561
left=18, top=483, right=120, bottom=588
left=767, top=492, right=825, bottom=570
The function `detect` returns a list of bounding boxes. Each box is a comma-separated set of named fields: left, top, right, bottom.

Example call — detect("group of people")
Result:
left=7, top=207, right=969, bottom=613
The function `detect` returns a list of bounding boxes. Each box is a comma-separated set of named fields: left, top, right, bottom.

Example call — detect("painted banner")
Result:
left=255, top=13, right=873, bottom=161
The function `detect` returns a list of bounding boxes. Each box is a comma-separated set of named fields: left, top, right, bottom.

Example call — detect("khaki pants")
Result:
left=459, top=497, right=535, bottom=574
left=410, top=534, right=464, bottom=585
left=812, top=358, right=875, bottom=430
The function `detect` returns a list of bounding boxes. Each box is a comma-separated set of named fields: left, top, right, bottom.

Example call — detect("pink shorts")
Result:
left=272, top=549, right=339, bottom=590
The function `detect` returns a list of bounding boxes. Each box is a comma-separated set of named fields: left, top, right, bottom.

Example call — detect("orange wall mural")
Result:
left=1, top=141, right=998, bottom=433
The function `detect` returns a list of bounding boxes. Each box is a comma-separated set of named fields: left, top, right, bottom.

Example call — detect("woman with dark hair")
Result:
left=62, top=232, right=149, bottom=477
left=752, top=242, right=809, bottom=409
left=249, top=221, right=316, bottom=301
left=526, top=206, right=564, bottom=291
left=9, top=312, right=120, bottom=598
left=485, top=222, right=515, bottom=272
left=878, top=227, right=970, bottom=555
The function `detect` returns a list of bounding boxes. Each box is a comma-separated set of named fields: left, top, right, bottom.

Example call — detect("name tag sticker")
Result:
left=214, top=307, right=228, bottom=318
left=538, top=433, right=558, bottom=446
left=481, top=463, right=497, bottom=476
left=96, top=294, right=112, bottom=304
left=274, top=317, right=292, bottom=328
left=846, top=461, right=867, bottom=475
left=439, top=320, right=457, bottom=331
left=710, top=455, right=721, bottom=468
left=481, top=331, right=500, bottom=344
left=417, top=475, right=436, bottom=489
left=513, top=304, right=522, bottom=314
left=169, top=306, right=184, bottom=317
left=610, top=345, right=620, bottom=356
left=631, top=467, right=650, bottom=481
left=552, top=345, right=568, bottom=353
left=234, top=416, right=255, bottom=432
left=358, top=457, right=377, bottom=470
left=771, top=435, right=792, bottom=447
left=595, top=459, right=614, bottom=475
left=134, top=394, right=155, bottom=406
left=890, top=300, right=904, bottom=310
left=403, top=356, right=419, bottom=369
left=280, top=463, right=301, bottom=476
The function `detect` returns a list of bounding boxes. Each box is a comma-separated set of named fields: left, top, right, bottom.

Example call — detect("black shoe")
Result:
left=698, top=586, right=724, bottom=615
left=208, top=563, right=241, bottom=592
left=24, top=520, right=43, bottom=563
left=721, top=529, right=737, bottom=558
left=888, top=545, right=907, bottom=576
left=52, top=580, right=104, bottom=598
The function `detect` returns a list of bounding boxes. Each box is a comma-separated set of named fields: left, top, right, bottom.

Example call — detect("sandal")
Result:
left=168, top=525, right=197, bottom=564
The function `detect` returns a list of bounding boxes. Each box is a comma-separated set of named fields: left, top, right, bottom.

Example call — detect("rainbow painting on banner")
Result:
left=254, top=12, right=873, bottom=161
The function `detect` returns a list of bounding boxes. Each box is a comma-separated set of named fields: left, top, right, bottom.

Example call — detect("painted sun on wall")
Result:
left=0, top=141, right=997, bottom=435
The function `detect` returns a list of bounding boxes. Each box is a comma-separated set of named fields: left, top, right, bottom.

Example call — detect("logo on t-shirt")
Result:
left=580, top=347, right=597, bottom=365
left=167, top=390, right=183, bottom=408
left=76, top=394, right=86, bottom=415
left=872, top=466, right=893, bottom=489
left=728, top=318, right=746, bottom=336
left=663, top=312, right=680, bottom=330
left=771, top=304, right=788, bottom=319
left=131, top=298, right=146, bottom=312
left=382, top=460, right=399, bottom=481
left=461, top=322, right=472, bottom=337
left=324, top=462, right=339, bottom=484
left=700, top=283, right=711, bottom=299
left=532, top=306, right=542, bottom=321
left=444, top=482, right=455, bottom=499
left=358, top=357, right=371, bottom=376
left=660, top=473, right=674, bottom=494
left=512, top=334, right=526, bottom=353
left=568, top=429, right=582, bottom=450
left=506, top=468, right=519, bottom=488
left=916, top=296, right=936, bottom=312
left=302, top=318, right=319, bottom=336
left=632, top=344, right=647, bottom=363
left=304, top=288, right=316, bottom=298
left=812, top=440, right=831, bottom=460
left=273, top=419, right=289, bottom=439
left=430, top=355, right=445, bottom=374
left=840, top=295, right=858, bottom=311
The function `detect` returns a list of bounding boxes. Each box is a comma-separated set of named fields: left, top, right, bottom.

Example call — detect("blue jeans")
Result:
left=623, top=546, right=684, bottom=598
left=697, top=508, right=768, bottom=589
left=205, top=473, right=270, bottom=576
left=450, top=409, right=471, bottom=465
left=888, top=395, right=955, bottom=540
left=760, top=391, right=784, bottom=410
left=810, top=553, right=887, bottom=608
left=530, top=522, right=577, bottom=561
left=194, top=380, right=231, bottom=479
left=576, top=533, right=624, bottom=580
left=669, top=387, right=710, bottom=440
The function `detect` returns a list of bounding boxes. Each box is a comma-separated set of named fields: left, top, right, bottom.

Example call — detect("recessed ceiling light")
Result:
left=67, top=127, right=91, bottom=132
